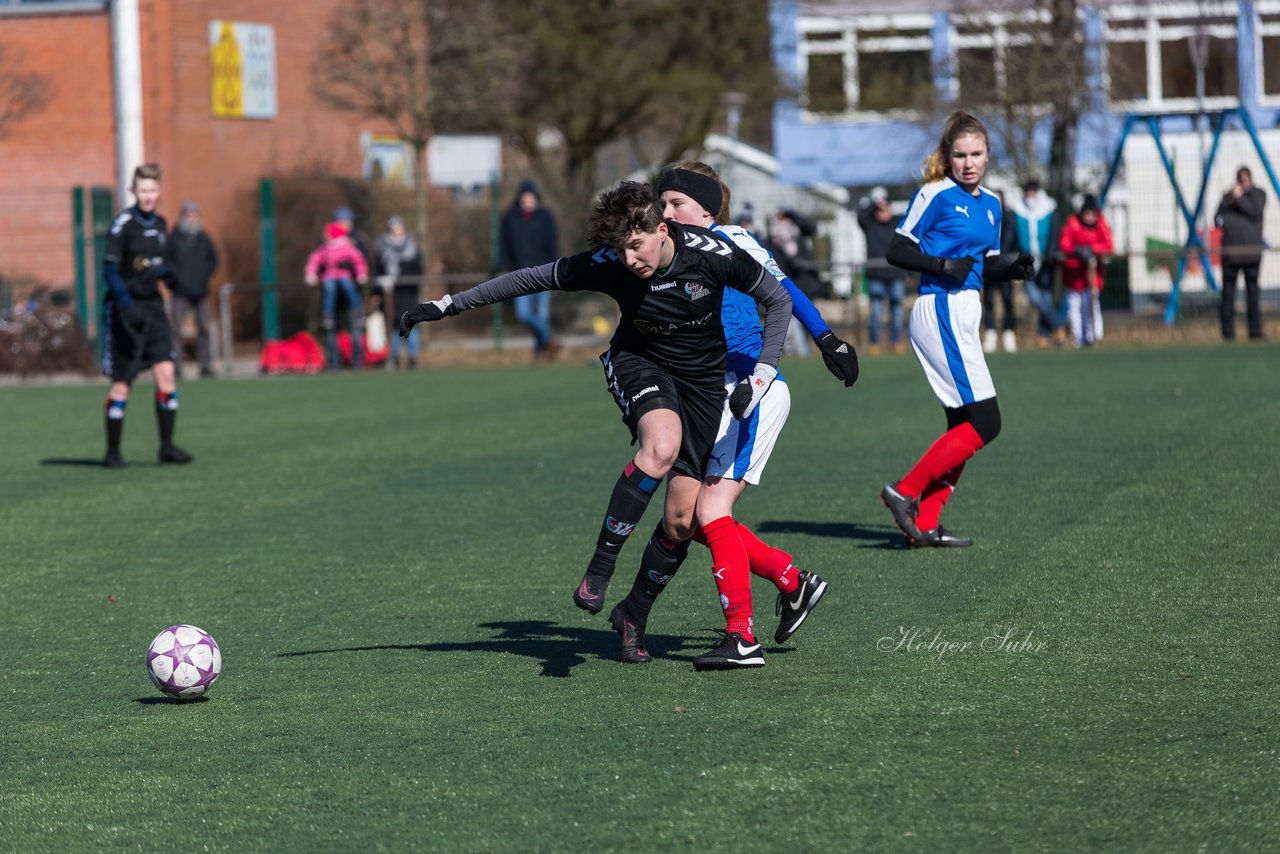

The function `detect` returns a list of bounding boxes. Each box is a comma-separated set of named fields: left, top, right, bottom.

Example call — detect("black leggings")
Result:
left=945, top=397, right=1002, bottom=445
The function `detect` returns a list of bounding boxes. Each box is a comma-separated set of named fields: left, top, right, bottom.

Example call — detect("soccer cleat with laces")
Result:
left=774, top=570, right=828, bottom=644
left=608, top=603, right=652, bottom=664
left=914, top=526, right=973, bottom=548
left=572, top=571, right=608, bottom=614
left=880, top=481, right=923, bottom=543
left=158, top=444, right=194, bottom=464
left=692, top=631, right=765, bottom=670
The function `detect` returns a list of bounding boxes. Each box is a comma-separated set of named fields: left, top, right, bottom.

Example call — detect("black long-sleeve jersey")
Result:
left=450, top=220, right=792, bottom=386
left=104, top=208, right=169, bottom=303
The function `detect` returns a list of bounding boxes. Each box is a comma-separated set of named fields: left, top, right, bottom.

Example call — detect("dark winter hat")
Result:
left=1080, top=194, right=1100, bottom=214
left=656, top=167, right=723, bottom=219
left=516, top=179, right=541, bottom=199
left=1021, top=178, right=1041, bottom=193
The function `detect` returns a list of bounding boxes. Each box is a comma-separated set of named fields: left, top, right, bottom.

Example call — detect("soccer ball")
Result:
left=146, top=624, right=222, bottom=699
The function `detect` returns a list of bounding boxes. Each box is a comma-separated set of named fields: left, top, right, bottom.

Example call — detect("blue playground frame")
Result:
left=1098, top=108, right=1280, bottom=324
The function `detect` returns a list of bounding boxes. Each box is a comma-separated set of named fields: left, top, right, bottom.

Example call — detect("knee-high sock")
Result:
left=105, top=397, right=126, bottom=451
left=734, top=522, right=799, bottom=593
left=155, top=391, right=178, bottom=446
left=584, top=461, right=661, bottom=582
left=915, top=463, right=966, bottom=531
left=898, top=422, right=983, bottom=498
left=702, top=516, right=754, bottom=641
left=622, top=521, right=690, bottom=625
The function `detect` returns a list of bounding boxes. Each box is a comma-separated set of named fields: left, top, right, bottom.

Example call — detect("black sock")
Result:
left=155, top=391, right=178, bottom=446
left=584, top=461, right=661, bottom=582
left=623, top=521, right=690, bottom=625
left=105, top=397, right=126, bottom=451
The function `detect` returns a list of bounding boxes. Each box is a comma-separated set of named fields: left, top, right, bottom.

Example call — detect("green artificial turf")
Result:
left=1, top=342, right=1278, bottom=852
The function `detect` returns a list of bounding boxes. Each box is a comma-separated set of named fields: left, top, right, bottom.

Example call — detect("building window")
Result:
left=1160, top=33, right=1238, bottom=99
left=858, top=46, right=932, bottom=112
left=806, top=52, right=847, bottom=114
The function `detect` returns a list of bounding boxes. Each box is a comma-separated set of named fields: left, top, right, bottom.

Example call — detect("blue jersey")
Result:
left=711, top=223, right=830, bottom=377
left=896, top=178, right=1002, bottom=295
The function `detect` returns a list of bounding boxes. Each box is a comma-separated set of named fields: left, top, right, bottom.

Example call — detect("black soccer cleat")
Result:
left=914, top=526, right=973, bottom=548
left=158, top=444, right=194, bottom=464
left=608, top=603, right=652, bottom=664
left=572, top=571, right=608, bottom=614
left=880, top=481, right=924, bottom=543
left=102, top=450, right=127, bottom=469
left=774, top=570, right=829, bottom=644
left=692, top=631, right=765, bottom=671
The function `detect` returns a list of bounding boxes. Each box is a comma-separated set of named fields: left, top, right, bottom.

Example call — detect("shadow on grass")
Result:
left=40, top=457, right=110, bottom=467
left=277, top=620, right=722, bottom=678
left=757, top=519, right=912, bottom=550
left=134, top=695, right=210, bottom=705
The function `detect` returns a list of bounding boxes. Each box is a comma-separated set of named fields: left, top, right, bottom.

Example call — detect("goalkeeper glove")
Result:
left=399, top=294, right=457, bottom=337
left=815, top=331, right=859, bottom=387
left=728, top=363, right=778, bottom=420
left=937, top=255, right=975, bottom=283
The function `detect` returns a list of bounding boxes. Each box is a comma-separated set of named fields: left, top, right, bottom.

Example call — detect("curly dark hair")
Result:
left=588, top=180, right=664, bottom=248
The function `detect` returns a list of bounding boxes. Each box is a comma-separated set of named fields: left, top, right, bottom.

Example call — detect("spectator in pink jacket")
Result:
left=306, top=222, right=369, bottom=369
left=1058, top=196, right=1113, bottom=347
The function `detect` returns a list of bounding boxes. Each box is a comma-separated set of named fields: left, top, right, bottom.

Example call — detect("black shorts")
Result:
left=102, top=300, right=175, bottom=382
left=599, top=349, right=725, bottom=480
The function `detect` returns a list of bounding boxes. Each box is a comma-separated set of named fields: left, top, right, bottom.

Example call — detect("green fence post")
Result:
left=489, top=171, right=503, bottom=351
left=259, top=179, right=280, bottom=341
left=89, top=186, right=115, bottom=359
left=72, top=187, right=88, bottom=338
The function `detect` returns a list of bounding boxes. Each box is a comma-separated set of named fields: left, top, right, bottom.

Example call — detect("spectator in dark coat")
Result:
left=1215, top=166, right=1267, bottom=340
left=857, top=187, right=905, bottom=353
left=499, top=180, right=560, bottom=357
left=167, top=202, right=219, bottom=377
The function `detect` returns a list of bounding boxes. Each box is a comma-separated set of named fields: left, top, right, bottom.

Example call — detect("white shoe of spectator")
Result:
left=1002, top=330, right=1017, bottom=353
left=982, top=329, right=998, bottom=354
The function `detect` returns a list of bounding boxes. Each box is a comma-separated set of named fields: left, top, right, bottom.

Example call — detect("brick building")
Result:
left=0, top=0, right=391, bottom=305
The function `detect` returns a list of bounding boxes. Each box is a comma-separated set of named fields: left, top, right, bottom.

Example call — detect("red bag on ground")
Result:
left=259, top=331, right=325, bottom=374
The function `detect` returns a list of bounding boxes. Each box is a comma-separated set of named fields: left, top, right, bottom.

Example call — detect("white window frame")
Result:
left=1105, top=1, right=1268, bottom=112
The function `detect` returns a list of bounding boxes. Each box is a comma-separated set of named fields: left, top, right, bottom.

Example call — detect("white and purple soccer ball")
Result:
left=146, top=624, right=222, bottom=699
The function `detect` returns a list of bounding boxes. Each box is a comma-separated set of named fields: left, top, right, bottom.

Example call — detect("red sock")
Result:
left=915, top=463, right=966, bottom=531
left=701, top=516, right=754, bottom=641
left=734, top=522, right=799, bottom=593
left=898, top=422, right=983, bottom=498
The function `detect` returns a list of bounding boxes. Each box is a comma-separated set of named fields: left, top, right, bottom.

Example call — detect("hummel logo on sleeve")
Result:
left=591, top=247, right=619, bottom=264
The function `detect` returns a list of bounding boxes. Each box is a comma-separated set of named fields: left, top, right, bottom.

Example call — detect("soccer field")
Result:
left=2, top=342, right=1278, bottom=851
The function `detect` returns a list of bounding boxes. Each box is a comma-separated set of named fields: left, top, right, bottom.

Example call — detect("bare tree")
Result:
left=313, top=1, right=434, bottom=264
left=945, top=0, right=1089, bottom=204
left=315, top=0, right=775, bottom=252
left=0, top=45, right=53, bottom=140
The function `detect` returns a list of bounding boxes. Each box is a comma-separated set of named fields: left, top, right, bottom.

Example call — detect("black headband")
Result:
left=657, top=168, right=723, bottom=219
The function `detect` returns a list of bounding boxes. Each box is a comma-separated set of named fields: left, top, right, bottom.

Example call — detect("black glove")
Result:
left=937, top=256, right=975, bottom=283
left=728, top=363, right=778, bottom=419
left=1074, top=246, right=1095, bottom=264
left=1013, top=253, right=1036, bottom=280
left=399, top=294, right=457, bottom=337
left=815, top=331, right=859, bottom=387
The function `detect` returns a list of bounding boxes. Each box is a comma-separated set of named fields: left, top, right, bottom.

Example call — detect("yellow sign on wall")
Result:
left=210, top=20, right=276, bottom=119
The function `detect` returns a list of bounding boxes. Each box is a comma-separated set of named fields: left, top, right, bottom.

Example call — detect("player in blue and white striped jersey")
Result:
left=881, top=111, right=1033, bottom=548
left=603, top=161, right=859, bottom=668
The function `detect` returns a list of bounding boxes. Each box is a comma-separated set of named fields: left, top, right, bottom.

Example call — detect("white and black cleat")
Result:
left=692, top=631, right=765, bottom=670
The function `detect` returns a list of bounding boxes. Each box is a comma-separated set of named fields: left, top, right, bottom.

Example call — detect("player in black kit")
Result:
left=101, top=164, right=192, bottom=468
left=399, top=180, right=792, bottom=668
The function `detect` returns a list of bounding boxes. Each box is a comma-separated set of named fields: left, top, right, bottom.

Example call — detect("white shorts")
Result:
left=704, top=373, right=791, bottom=485
left=909, top=290, right=996, bottom=408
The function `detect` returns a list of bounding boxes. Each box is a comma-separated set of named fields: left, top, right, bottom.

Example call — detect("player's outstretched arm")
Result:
left=729, top=271, right=791, bottom=419
left=398, top=261, right=560, bottom=338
